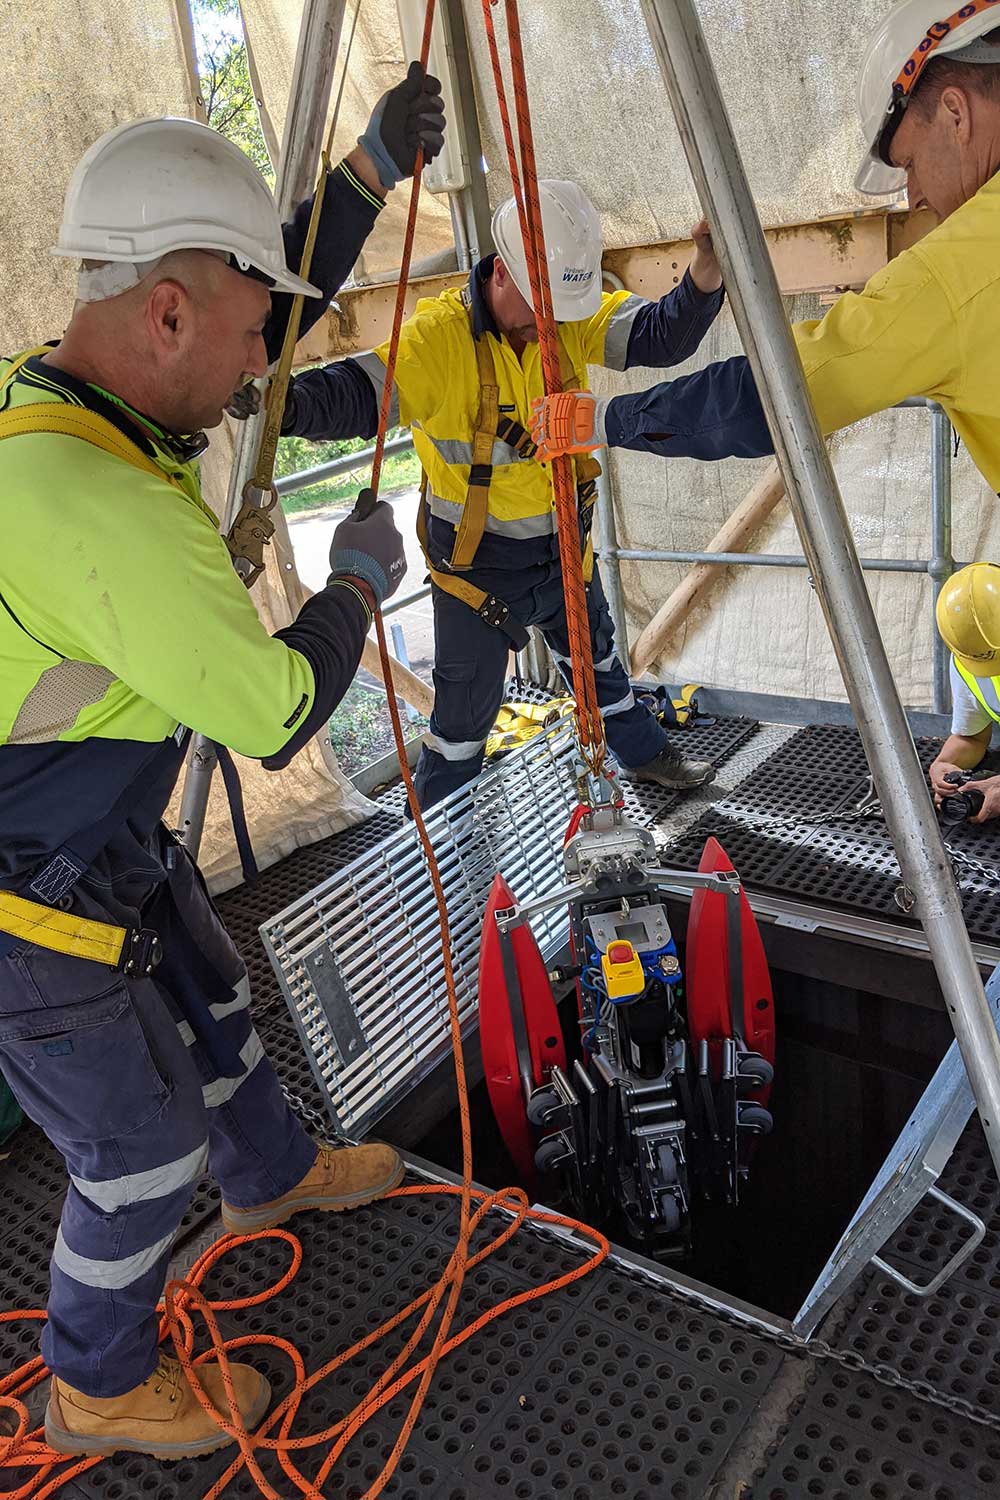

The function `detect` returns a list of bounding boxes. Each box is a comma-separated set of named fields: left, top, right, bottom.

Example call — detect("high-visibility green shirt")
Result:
left=0, top=353, right=316, bottom=757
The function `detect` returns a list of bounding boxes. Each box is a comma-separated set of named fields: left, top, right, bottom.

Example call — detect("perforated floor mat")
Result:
left=752, top=1364, right=1000, bottom=1499
left=63, top=1194, right=780, bottom=1500
left=661, top=722, right=1000, bottom=949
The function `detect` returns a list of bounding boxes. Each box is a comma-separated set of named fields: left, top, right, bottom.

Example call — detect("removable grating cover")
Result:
left=259, top=723, right=580, bottom=1139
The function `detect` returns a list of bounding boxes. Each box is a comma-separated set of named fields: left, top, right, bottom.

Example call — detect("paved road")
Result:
left=288, top=487, right=435, bottom=681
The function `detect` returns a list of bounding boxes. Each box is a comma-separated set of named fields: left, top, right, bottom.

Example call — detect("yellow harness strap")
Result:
left=449, top=336, right=501, bottom=572
left=0, top=891, right=127, bottom=966
left=416, top=321, right=604, bottom=634
left=0, top=402, right=184, bottom=491
left=416, top=482, right=525, bottom=640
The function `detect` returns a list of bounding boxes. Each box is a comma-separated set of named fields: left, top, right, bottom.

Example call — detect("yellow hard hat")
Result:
left=936, top=563, right=1000, bottom=678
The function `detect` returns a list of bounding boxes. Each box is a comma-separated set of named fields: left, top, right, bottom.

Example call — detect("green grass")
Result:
left=328, top=680, right=428, bottom=776
left=275, top=428, right=420, bottom=517
left=281, top=449, right=421, bottom=516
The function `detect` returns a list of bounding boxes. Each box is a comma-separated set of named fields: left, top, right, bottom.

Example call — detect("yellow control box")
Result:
left=601, top=940, right=646, bottom=1000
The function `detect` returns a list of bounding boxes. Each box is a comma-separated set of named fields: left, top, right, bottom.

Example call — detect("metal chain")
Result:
left=707, top=792, right=1000, bottom=890
left=280, top=1082, right=332, bottom=1135
left=612, top=1253, right=1000, bottom=1435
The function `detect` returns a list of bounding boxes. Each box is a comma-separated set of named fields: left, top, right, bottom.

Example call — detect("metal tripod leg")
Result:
left=793, top=964, right=1000, bottom=1337
left=639, top=0, right=1000, bottom=1186
left=176, top=0, right=347, bottom=861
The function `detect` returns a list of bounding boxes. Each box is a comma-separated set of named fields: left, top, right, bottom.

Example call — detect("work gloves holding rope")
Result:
left=327, top=495, right=407, bottom=608
left=359, top=61, right=446, bottom=190
left=529, top=390, right=609, bottom=464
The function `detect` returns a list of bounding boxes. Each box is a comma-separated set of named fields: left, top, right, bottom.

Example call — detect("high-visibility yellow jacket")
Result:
left=352, top=258, right=723, bottom=550
left=603, top=168, right=1000, bottom=493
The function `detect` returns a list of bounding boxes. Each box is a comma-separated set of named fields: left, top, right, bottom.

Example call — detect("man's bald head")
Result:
left=53, top=248, right=272, bottom=437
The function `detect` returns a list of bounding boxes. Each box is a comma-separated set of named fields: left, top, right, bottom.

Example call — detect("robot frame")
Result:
left=479, top=797, right=776, bottom=1260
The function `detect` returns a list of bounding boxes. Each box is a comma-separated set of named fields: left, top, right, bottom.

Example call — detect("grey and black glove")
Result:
left=226, top=378, right=303, bottom=436
left=328, top=494, right=407, bottom=606
left=358, top=61, right=446, bottom=191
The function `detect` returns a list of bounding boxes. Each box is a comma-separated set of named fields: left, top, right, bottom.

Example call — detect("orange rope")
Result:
left=0, top=3, right=612, bottom=1495
left=480, top=0, right=606, bottom=776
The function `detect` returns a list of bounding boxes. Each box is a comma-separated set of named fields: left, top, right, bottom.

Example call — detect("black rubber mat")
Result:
left=821, top=1119, right=1000, bottom=1431
left=662, top=722, right=1000, bottom=948
left=64, top=1194, right=780, bottom=1500
left=752, top=1363, right=1000, bottom=1499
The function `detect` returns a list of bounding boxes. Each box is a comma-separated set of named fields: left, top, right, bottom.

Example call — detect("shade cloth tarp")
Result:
left=0, top=0, right=370, bottom=894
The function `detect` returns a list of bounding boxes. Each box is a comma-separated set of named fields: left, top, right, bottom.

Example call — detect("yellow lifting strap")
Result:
left=0, top=889, right=128, bottom=967
left=672, top=683, right=702, bottom=727
left=485, top=696, right=575, bottom=758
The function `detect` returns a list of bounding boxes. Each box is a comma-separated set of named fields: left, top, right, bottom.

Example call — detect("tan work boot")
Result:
left=220, top=1141, right=404, bottom=1234
left=45, top=1354, right=270, bottom=1460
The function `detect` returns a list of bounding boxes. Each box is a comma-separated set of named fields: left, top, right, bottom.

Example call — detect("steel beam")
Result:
left=178, top=0, right=347, bottom=861
left=639, top=0, right=1000, bottom=1183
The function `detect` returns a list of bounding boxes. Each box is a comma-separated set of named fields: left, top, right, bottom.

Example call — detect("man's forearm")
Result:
left=266, top=159, right=384, bottom=362
left=604, top=355, right=773, bottom=460
left=934, top=733, right=990, bottom=772
left=623, top=270, right=725, bottom=370
left=283, top=359, right=381, bottom=441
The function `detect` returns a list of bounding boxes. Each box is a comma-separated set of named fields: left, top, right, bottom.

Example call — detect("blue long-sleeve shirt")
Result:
left=604, top=355, right=772, bottom=460
left=283, top=257, right=726, bottom=442
left=266, top=159, right=383, bottom=364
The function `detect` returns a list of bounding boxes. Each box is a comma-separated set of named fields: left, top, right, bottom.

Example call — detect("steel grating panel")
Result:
left=260, top=723, right=581, bottom=1138
left=258, top=709, right=766, bottom=1141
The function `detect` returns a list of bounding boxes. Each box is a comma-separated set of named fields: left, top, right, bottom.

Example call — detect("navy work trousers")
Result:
left=414, top=557, right=667, bottom=810
left=0, top=844, right=315, bottom=1397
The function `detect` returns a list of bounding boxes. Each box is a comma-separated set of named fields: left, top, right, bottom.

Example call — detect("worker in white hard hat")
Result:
left=255, top=180, right=727, bottom=809
left=529, top=3, right=1000, bottom=507
left=0, top=67, right=446, bottom=1461
left=930, top=562, right=1000, bottom=821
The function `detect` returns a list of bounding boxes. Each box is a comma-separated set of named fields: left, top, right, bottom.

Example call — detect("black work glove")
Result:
left=224, top=380, right=262, bottom=421
left=358, top=61, right=446, bottom=190
left=327, top=493, right=407, bottom=606
left=225, top=378, right=303, bottom=436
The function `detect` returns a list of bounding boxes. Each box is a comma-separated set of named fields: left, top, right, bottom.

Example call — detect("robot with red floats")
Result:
left=479, top=793, right=776, bottom=1260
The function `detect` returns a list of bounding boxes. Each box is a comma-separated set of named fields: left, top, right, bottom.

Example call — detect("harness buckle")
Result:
left=119, top=927, right=163, bottom=977
left=478, top=594, right=511, bottom=629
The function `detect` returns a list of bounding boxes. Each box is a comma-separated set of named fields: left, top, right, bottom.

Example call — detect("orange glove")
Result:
left=530, top=390, right=608, bottom=462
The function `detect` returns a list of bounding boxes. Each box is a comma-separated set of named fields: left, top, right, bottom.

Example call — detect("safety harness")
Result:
left=415, top=308, right=602, bottom=648
left=0, top=352, right=254, bottom=971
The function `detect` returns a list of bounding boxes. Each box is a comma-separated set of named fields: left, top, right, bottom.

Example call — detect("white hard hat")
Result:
left=856, top=0, right=1000, bottom=195
left=492, top=180, right=604, bottom=321
left=52, top=116, right=321, bottom=298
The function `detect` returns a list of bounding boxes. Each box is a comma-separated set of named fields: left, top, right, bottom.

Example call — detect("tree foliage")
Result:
left=189, top=0, right=273, bottom=180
